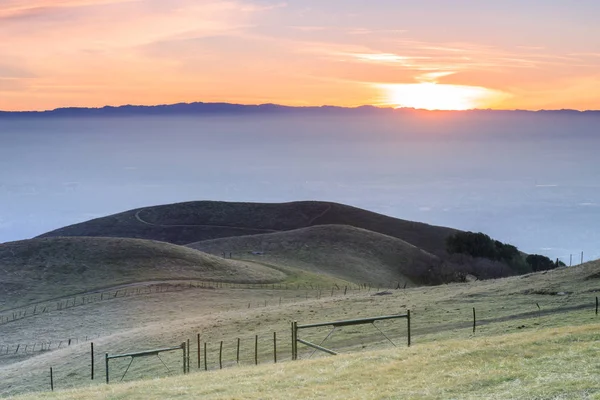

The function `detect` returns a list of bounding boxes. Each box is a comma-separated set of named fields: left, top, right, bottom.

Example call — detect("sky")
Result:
left=1, top=0, right=599, bottom=111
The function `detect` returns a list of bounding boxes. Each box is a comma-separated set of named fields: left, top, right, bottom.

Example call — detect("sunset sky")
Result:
left=1, top=0, right=599, bottom=111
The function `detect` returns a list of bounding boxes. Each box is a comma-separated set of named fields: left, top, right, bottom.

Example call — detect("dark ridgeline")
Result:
left=0, top=103, right=387, bottom=117
left=1, top=102, right=598, bottom=117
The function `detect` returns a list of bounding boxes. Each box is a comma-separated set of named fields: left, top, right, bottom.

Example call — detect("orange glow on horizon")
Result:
left=377, top=83, right=510, bottom=111
left=1, top=1, right=600, bottom=111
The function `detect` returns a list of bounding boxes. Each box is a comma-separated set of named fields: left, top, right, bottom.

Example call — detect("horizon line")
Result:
left=1, top=101, right=599, bottom=114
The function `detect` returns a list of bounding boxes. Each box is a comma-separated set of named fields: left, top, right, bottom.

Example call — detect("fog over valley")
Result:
left=1, top=111, right=599, bottom=262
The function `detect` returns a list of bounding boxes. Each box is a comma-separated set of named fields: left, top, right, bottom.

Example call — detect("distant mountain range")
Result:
left=1, top=102, right=598, bottom=117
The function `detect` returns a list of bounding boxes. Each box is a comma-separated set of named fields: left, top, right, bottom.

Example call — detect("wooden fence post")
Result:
left=50, top=367, right=54, bottom=391
left=473, top=307, right=476, bottom=333
left=596, top=297, right=598, bottom=316
left=291, top=321, right=298, bottom=360
left=197, top=334, right=201, bottom=369
left=105, top=353, right=109, bottom=384
left=254, top=335, right=258, bottom=365
left=90, top=342, right=94, bottom=380
left=187, top=339, right=190, bottom=373
left=236, top=338, right=240, bottom=364
left=273, top=332, right=277, bottom=363
left=204, top=342, right=207, bottom=371
left=219, top=341, right=223, bottom=369
left=182, top=342, right=187, bottom=374
left=407, top=310, right=411, bottom=347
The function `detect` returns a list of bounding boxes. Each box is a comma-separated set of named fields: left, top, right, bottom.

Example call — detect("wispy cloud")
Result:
left=1, top=1, right=599, bottom=110
left=416, top=71, right=456, bottom=82
left=0, top=0, right=137, bottom=19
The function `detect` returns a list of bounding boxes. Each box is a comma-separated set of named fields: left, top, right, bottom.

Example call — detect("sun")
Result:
left=378, top=82, right=507, bottom=110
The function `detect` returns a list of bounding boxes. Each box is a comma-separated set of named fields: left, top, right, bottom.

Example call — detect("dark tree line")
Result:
left=445, top=231, right=561, bottom=275
left=525, top=254, right=565, bottom=272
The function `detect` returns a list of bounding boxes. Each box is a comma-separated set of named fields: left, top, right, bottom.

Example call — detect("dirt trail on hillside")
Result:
left=134, top=209, right=279, bottom=233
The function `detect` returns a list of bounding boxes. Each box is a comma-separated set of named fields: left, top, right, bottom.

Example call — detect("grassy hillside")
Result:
left=37, top=200, right=457, bottom=256
left=2, top=258, right=600, bottom=397
left=12, top=323, right=600, bottom=400
left=187, top=225, right=442, bottom=287
left=0, top=237, right=285, bottom=308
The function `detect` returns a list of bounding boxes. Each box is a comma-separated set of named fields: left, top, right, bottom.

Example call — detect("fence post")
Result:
left=204, top=342, right=207, bottom=371
left=473, top=307, right=476, bottom=333
left=273, top=332, right=277, bottom=363
left=236, top=338, right=240, bottom=364
left=407, top=310, right=411, bottom=347
left=291, top=321, right=298, bottom=360
left=219, top=341, right=223, bottom=369
left=50, top=367, right=54, bottom=391
left=197, top=334, right=201, bottom=369
left=182, top=342, right=186, bottom=374
left=90, top=342, right=94, bottom=380
left=596, top=297, right=598, bottom=316
left=105, top=353, right=109, bottom=384
left=187, top=339, right=190, bottom=373
left=255, top=335, right=258, bottom=365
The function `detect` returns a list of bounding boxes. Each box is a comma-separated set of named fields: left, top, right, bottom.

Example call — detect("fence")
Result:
left=105, top=343, right=186, bottom=383
left=0, top=281, right=382, bottom=327
left=291, top=312, right=411, bottom=360
left=0, top=335, right=98, bottom=356
left=6, top=291, right=600, bottom=396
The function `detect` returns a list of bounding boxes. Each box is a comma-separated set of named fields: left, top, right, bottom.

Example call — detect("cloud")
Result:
left=0, top=0, right=137, bottom=20
left=416, top=71, right=456, bottom=82
left=0, top=78, right=28, bottom=92
left=0, top=64, right=35, bottom=78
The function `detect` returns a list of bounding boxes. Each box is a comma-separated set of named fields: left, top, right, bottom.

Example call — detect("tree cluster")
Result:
left=445, top=231, right=527, bottom=272
left=525, top=254, right=564, bottom=272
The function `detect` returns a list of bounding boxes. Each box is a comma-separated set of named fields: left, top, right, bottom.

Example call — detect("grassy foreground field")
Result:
left=11, top=323, right=600, bottom=400
left=3, top=259, right=600, bottom=397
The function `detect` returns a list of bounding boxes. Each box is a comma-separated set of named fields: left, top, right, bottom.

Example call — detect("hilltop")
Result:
left=37, top=200, right=457, bottom=258
left=36, top=200, right=521, bottom=283
left=187, top=224, right=442, bottom=287
left=0, top=237, right=285, bottom=308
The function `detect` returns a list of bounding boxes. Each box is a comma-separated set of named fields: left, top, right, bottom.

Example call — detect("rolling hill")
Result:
left=187, top=225, right=442, bottom=287
left=37, top=200, right=458, bottom=257
left=0, top=237, right=286, bottom=308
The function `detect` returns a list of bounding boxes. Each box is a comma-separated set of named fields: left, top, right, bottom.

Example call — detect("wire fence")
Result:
left=0, top=281, right=386, bottom=327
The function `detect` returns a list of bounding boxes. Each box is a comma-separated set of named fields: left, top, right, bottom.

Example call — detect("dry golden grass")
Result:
left=10, top=323, right=600, bottom=400
left=2, top=259, right=600, bottom=397
left=0, top=237, right=286, bottom=308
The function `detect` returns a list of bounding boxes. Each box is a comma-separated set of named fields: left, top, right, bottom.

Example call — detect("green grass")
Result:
left=10, top=323, right=600, bottom=400
left=187, top=224, right=440, bottom=287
